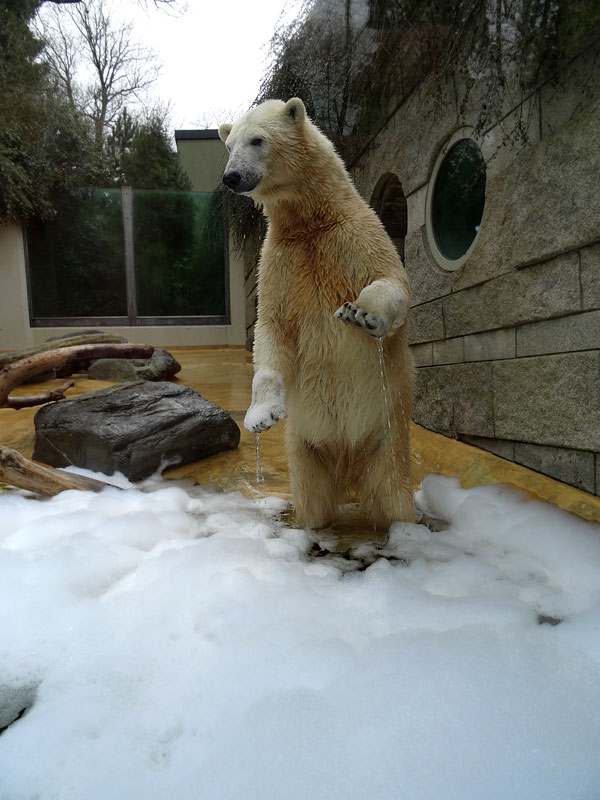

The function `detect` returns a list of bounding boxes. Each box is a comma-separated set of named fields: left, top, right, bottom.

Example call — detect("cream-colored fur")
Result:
left=220, top=98, right=414, bottom=528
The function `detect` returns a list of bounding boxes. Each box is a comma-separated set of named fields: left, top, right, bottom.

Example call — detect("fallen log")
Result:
left=0, top=343, right=154, bottom=409
left=0, top=333, right=125, bottom=368
left=0, top=446, right=112, bottom=496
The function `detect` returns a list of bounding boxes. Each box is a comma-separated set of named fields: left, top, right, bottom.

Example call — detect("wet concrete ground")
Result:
left=2, top=346, right=599, bottom=524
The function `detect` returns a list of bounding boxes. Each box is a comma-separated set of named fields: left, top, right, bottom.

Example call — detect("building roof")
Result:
left=174, top=129, right=220, bottom=141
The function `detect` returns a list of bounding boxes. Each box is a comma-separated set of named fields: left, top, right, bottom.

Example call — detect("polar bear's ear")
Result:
left=218, top=123, right=232, bottom=143
left=284, top=98, right=306, bottom=123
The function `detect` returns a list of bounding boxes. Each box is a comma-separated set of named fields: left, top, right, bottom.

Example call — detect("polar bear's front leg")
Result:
left=334, top=278, right=409, bottom=338
left=244, top=369, right=286, bottom=433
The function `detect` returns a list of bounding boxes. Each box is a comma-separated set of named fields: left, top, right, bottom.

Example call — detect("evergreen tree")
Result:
left=104, top=108, right=139, bottom=185
left=120, top=113, right=191, bottom=190
left=0, top=0, right=100, bottom=221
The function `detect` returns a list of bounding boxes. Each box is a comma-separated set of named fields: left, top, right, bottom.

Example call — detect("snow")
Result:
left=1, top=472, right=600, bottom=799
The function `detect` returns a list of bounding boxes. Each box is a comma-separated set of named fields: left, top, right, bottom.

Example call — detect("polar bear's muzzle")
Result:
left=222, top=169, right=260, bottom=194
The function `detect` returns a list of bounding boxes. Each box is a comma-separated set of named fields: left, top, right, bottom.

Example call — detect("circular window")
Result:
left=426, top=133, right=486, bottom=271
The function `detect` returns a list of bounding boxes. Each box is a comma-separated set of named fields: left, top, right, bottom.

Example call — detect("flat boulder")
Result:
left=87, top=348, right=181, bottom=382
left=33, top=381, right=240, bottom=481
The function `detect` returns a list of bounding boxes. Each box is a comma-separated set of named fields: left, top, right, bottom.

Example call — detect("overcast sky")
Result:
left=126, top=0, right=300, bottom=130
left=35, top=0, right=301, bottom=131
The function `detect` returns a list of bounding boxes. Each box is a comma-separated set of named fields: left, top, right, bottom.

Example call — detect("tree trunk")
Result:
left=0, top=333, right=125, bottom=368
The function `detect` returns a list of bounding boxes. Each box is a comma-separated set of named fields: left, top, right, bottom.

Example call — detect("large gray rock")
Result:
left=87, top=348, right=181, bottom=382
left=33, top=381, right=240, bottom=481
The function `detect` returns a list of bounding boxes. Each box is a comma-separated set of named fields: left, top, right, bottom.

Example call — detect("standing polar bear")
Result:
left=219, top=98, right=414, bottom=528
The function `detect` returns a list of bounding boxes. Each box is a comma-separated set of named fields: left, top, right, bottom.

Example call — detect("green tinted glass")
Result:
left=133, top=190, right=226, bottom=317
left=26, top=188, right=227, bottom=321
left=432, top=139, right=486, bottom=261
left=27, top=189, right=127, bottom=317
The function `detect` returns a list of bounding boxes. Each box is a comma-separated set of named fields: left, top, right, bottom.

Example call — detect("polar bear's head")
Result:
left=218, top=98, right=308, bottom=198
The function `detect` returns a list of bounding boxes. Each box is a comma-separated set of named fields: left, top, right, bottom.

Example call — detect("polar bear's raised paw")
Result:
left=334, top=302, right=387, bottom=339
left=244, top=369, right=286, bottom=434
left=244, top=402, right=285, bottom=434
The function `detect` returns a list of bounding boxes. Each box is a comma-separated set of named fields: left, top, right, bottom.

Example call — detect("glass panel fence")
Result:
left=132, top=190, right=227, bottom=318
left=26, top=188, right=228, bottom=325
left=27, top=188, right=127, bottom=319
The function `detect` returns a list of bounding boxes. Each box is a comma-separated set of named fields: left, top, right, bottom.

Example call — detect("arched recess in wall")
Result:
left=370, top=173, right=408, bottom=258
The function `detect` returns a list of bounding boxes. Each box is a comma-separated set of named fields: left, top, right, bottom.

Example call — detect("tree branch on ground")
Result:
left=0, top=343, right=154, bottom=410
left=0, top=446, right=113, bottom=495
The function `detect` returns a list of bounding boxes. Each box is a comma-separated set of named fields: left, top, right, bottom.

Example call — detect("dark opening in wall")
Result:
left=370, top=173, right=408, bottom=258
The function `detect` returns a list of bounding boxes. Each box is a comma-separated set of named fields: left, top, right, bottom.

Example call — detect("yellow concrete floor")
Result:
left=2, top=346, right=600, bottom=524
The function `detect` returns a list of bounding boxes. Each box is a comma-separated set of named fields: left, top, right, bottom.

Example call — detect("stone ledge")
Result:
left=514, top=442, right=596, bottom=494
left=516, top=310, right=600, bottom=357
left=460, top=435, right=515, bottom=461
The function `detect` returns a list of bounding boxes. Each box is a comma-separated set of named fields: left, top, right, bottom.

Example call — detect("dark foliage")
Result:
left=219, top=0, right=598, bottom=250
left=0, top=0, right=105, bottom=222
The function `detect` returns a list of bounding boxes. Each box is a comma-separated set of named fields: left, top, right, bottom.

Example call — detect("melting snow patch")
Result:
left=0, top=473, right=599, bottom=799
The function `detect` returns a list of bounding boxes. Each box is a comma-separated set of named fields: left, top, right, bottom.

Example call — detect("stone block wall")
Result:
left=352, top=41, right=600, bottom=494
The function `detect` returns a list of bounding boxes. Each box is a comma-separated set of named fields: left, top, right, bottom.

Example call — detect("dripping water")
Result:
left=377, top=338, right=394, bottom=446
left=254, top=432, right=265, bottom=525
left=254, top=432, right=264, bottom=494
left=376, top=337, right=401, bottom=513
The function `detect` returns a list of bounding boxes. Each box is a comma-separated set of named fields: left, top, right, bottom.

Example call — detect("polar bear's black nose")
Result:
left=223, top=171, right=241, bottom=190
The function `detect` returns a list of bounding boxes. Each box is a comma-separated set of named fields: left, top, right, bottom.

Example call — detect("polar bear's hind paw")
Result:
left=334, top=302, right=387, bottom=338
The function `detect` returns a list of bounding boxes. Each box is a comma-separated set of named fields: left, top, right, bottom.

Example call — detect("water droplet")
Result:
left=376, top=337, right=402, bottom=510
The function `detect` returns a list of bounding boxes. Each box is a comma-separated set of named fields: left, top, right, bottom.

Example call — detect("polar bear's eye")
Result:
left=250, top=137, right=264, bottom=147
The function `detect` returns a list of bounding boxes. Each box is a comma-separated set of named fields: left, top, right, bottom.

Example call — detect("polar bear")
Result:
left=219, top=98, right=414, bottom=528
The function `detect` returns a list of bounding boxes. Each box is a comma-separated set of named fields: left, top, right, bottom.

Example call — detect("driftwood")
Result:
left=0, top=343, right=154, bottom=409
left=0, top=333, right=126, bottom=368
left=3, top=381, right=76, bottom=410
left=0, top=447, right=112, bottom=496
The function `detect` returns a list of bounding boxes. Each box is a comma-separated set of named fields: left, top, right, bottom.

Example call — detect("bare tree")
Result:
left=37, top=0, right=160, bottom=145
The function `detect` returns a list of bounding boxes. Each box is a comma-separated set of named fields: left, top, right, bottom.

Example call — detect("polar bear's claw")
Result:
left=335, top=303, right=387, bottom=338
left=244, top=401, right=285, bottom=434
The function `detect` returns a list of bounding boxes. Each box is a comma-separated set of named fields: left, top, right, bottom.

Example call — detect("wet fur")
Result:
left=221, top=100, right=414, bottom=528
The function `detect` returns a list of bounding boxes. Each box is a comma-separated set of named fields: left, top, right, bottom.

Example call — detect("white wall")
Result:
left=0, top=223, right=31, bottom=350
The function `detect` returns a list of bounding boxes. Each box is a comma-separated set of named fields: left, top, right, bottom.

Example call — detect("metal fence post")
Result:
left=121, top=186, right=137, bottom=325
